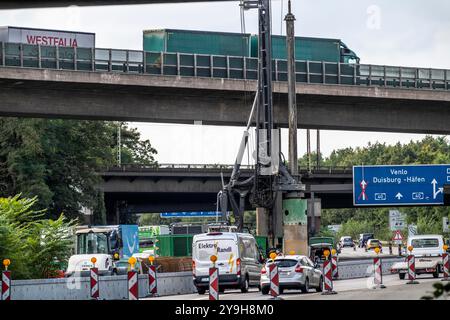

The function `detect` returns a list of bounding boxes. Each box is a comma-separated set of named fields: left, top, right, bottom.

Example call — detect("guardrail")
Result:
left=1, top=42, right=449, bottom=91
left=105, top=163, right=353, bottom=174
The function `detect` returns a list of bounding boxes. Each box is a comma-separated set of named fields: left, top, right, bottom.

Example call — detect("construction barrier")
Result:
left=442, top=253, right=449, bottom=281
left=148, top=265, right=157, bottom=296
left=406, top=254, right=419, bottom=284
left=128, top=271, right=139, bottom=300
left=90, top=268, right=99, bottom=299
left=373, top=257, right=386, bottom=288
left=209, top=267, right=219, bottom=301
left=331, top=256, right=339, bottom=279
left=2, top=271, right=11, bottom=301
left=269, top=264, right=279, bottom=297
left=322, top=260, right=335, bottom=294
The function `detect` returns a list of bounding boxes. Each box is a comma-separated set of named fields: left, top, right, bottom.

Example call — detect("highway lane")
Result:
left=338, top=246, right=403, bottom=260
left=148, top=274, right=441, bottom=300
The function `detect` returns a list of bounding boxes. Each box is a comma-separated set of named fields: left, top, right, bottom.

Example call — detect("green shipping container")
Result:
left=143, top=29, right=252, bottom=57
left=156, top=234, right=193, bottom=257
left=250, top=35, right=359, bottom=63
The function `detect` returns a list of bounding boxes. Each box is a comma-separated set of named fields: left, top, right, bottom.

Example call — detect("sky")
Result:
left=1, top=0, right=449, bottom=164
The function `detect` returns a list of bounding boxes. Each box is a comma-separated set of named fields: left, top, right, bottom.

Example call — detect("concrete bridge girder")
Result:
left=1, top=67, right=450, bottom=133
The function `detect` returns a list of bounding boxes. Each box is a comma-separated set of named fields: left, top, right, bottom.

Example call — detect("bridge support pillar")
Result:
left=308, top=196, right=322, bottom=236
left=256, top=207, right=268, bottom=237
left=282, top=196, right=308, bottom=255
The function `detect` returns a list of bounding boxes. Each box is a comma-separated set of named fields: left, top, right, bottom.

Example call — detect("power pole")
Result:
left=283, top=0, right=308, bottom=256
left=286, top=0, right=297, bottom=177
left=117, top=122, right=122, bottom=166
left=316, top=129, right=320, bottom=169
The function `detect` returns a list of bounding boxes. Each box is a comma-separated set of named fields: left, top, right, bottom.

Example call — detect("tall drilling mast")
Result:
left=219, top=1, right=305, bottom=252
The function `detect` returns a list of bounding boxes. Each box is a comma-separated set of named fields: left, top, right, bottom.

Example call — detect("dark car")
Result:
left=339, top=236, right=355, bottom=248
left=359, top=233, right=374, bottom=248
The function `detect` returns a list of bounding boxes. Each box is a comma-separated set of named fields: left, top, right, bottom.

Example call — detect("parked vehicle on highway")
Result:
left=358, top=233, right=374, bottom=248
left=366, top=239, right=383, bottom=252
left=260, top=255, right=323, bottom=294
left=65, top=225, right=141, bottom=277
left=339, top=236, right=355, bottom=248
left=192, top=231, right=264, bottom=294
left=390, top=234, right=445, bottom=279
left=309, top=237, right=335, bottom=266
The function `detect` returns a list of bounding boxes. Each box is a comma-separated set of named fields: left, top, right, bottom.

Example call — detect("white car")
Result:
left=260, top=255, right=323, bottom=294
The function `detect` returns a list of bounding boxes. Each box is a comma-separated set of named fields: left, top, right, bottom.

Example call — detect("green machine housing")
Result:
left=282, top=198, right=308, bottom=225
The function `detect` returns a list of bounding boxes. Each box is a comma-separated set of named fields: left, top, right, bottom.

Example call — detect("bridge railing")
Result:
left=1, top=42, right=449, bottom=91
left=106, top=163, right=353, bottom=174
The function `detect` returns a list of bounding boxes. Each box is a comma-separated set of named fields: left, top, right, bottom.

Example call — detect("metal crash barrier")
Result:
left=1, top=41, right=449, bottom=91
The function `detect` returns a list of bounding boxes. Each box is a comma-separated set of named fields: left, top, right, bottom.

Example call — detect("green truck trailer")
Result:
left=143, top=29, right=252, bottom=57
left=251, top=35, right=359, bottom=63
left=143, top=29, right=359, bottom=63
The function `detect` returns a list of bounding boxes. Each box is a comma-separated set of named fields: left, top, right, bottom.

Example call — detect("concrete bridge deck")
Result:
left=1, top=43, right=450, bottom=133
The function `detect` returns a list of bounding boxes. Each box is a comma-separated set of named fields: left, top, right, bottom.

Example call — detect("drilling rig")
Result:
left=218, top=0, right=308, bottom=254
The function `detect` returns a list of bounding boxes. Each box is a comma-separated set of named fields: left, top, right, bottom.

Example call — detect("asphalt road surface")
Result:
left=338, top=246, right=403, bottom=260
left=148, top=274, right=443, bottom=300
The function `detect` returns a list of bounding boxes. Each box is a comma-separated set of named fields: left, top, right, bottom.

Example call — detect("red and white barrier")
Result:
left=128, top=270, right=139, bottom=300
left=209, top=267, right=219, bottom=300
left=323, top=260, right=334, bottom=292
left=269, top=264, right=279, bottom=297
left=373, top=257, right=386, bottom=288
left=407, top=255, right=415, bottom=280
left=442, top=253, right=449, bottom=281
left=90, top=267, right=99, bottom=299
left=407, top=254, right=419, bottom=284
left=1, top=271, right=11, bottom=301
left=148, top=265, right=157, bottom=295
left=331, top=256, right=338, bottom=279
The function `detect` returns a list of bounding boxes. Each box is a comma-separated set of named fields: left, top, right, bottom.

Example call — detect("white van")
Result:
left=192, top=232, right=264, bottom=294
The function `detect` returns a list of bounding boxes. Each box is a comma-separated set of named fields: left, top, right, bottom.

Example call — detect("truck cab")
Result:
left=65, top=225, right=140, bottom=277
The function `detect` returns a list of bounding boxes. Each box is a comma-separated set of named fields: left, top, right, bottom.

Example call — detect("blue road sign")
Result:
left=353, top=164, right=450, bottom=206
left=160, top=212, right=223, bottom=218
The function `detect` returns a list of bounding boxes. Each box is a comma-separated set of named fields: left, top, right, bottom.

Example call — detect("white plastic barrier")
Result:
left=10, top=272, right=196, bottom=300
left=337, top=258, right=403, bottom=280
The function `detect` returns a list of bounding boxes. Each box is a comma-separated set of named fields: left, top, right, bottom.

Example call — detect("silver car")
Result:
left=260, top=255, right=323, bottom=294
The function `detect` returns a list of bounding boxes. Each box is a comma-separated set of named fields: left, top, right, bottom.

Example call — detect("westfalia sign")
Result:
left=25, top=35, right=80, bottom=47
left=0, top=27, right=95, bottom=48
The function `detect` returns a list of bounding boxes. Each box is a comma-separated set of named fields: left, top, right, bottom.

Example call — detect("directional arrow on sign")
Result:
left=395, top=193, right=403, bottom=200
left=431, top=179, right=443, bottom=199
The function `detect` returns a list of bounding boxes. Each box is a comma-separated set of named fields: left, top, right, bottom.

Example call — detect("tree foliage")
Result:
left=0, top=119, right=157, bottom=220
left=307, top=136, right=450, bottom=240
left=0, top=195, right=77, bottom=279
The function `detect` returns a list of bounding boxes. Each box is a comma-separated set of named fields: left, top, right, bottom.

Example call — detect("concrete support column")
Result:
left=283, top=225, right=308, bottom=255
left=256, top=207, right=268, bottom=236
left=307, top=197, right=322, bottom=236
left=282, top=196, right=308, bottom=255
left=272, top=191, right=284, bottom=248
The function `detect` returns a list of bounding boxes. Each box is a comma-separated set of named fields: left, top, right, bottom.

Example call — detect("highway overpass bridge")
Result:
left=1, top=43, right=450, bottom=133
left=0, top=0, right=232, bottom=9
left=100, top=164, right=353, bottom=222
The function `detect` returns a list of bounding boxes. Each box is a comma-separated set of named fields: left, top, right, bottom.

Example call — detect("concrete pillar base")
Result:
left=283, top=224, right=308, bottom=255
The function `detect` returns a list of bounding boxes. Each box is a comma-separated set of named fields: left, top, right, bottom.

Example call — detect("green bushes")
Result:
left=0, top=195, right=77, bottom=279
